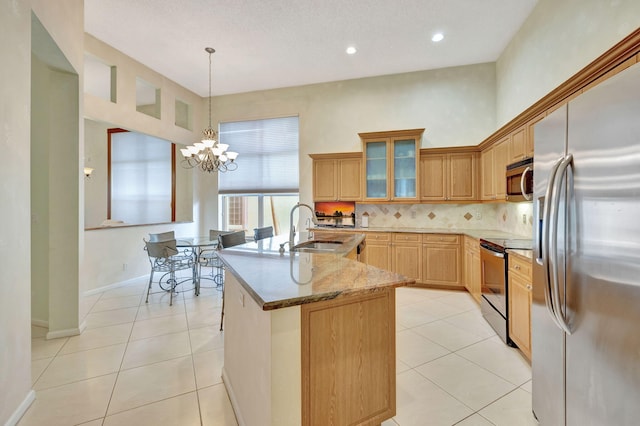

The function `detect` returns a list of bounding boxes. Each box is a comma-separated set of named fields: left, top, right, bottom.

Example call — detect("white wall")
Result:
left=0, top=0, right=34, bottom=423
left=496, top=0, right=640, bottom=126
left=81, top=35, right=207, bottom=293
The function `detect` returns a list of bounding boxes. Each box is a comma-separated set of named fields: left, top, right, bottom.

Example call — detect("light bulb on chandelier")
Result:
left=180, top=47, right=238, bottom=173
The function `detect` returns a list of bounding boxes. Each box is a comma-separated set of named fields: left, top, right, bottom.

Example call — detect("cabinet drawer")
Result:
left=423, top=234, right=460, bottom=244
left=509, top=254, right=532, bottom=279
left=392, top=233, right=421, bottom=243
left=464, top=237, right=479, bottom=251
left=366, top=232, right=391, bottom=242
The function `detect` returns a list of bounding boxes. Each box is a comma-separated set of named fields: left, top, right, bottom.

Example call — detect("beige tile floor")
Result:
left=21, top=276, right=538, bottom=426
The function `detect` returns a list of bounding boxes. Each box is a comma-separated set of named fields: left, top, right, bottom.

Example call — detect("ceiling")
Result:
left=84, top=0, right=538, bottom=97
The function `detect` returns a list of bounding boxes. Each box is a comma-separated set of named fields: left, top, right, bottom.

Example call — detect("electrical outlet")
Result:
left=123, top=263, right=127, bottom=271
left=411, top=210, right=416, bottom=219
left=522, top=214, right=527, bottom=224
left=475, top=209, right=482, bottom=220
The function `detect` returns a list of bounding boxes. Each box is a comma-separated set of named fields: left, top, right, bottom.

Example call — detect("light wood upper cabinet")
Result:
left=526, top=112, right=545, bottom=159
left=360, top=129, right=424, bottom=202
left=481, top=147, right=494, bottom=200
left=494, top=138, right=509, bottom=200
left=310, top=153, right=361, bottom=201
left=420, top=152, right=478, bottom=201
left=481, top=137, right=508, bottom=201
left=509, top=128, right=526, bottom=163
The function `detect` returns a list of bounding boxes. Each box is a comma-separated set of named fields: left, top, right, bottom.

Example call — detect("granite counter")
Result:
left=217, top=232, right=413, bottom=310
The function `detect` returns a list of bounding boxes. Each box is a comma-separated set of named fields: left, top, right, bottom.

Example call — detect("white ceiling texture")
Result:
left=85, top=0, right=538, bottom=97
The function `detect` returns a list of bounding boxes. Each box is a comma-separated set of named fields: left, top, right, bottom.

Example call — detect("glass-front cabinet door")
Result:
left=393, top=138, right=417, bottom=199
left=360, top=129, right=424, bottom=201
left=365, top=140, right=388, bottom=200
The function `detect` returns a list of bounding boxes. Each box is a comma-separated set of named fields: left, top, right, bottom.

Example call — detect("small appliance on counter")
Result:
left=314, top=201, right=356, bottom=228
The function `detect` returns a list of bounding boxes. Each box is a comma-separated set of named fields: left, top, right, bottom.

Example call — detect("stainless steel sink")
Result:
left=291, top=240, right=344, bottom=252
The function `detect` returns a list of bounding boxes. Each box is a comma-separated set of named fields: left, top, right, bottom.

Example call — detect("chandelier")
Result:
left=180, top=47, right=238, bottom=173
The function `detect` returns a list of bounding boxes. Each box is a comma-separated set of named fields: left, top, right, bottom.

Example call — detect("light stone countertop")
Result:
left=312, top=226, right=530, bottom=241
left=507, top=248, right=534, bottom=260
left=217, top=232, right=414, bottom=311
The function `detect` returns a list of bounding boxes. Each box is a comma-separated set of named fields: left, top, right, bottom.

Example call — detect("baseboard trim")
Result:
left=31, top=319, right=49, bottom=329
left=83, top=275, right=148, bottom=297
left=46, top=320, right=86, bottom=339
left=221, top=367, right=244, bottom=426
left=4, top=390, right=35, bottom=426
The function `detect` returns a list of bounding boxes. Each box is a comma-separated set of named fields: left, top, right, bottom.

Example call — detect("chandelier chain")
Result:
left=179, top=47, right=238, bottom=173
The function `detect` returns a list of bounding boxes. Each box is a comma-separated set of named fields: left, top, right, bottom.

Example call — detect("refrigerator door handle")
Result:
left=549, top=154, right=573, bottom=335
left=521, top=166, right=532, bottom=201
left=541, top=157, right=563, bottom=324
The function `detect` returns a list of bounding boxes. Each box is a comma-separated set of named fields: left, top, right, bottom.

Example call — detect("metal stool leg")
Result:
left=146, top=270, right=154, bottom=303
left=219, top=282, right=225, bottom=331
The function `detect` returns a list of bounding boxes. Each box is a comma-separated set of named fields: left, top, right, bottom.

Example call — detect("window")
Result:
left=108, top=129, right=176, bottom=225
left=218, top=116, right=299, bottom=236
left=227, top=196, right=246, bottom=227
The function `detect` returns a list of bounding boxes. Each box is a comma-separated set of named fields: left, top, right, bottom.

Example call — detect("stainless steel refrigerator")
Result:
left=532, top=61, right=640, bottom=425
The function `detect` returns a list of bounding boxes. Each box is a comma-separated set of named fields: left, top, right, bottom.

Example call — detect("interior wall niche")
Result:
left=136, top=77, right=161, bottom=119
left=175, top=98, right=192, bottom=130
left=84, top=53, right=116, bottom=102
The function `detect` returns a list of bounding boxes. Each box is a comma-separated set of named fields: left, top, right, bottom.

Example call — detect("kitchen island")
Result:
left=216, top=232, right=413, bottom=426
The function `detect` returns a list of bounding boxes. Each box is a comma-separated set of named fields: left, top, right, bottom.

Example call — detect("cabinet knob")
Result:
left=526, top=284, right=532, bottom=290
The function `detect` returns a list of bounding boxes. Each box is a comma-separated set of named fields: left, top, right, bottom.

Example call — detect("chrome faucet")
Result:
left=289, top=202, right=317, bottom=249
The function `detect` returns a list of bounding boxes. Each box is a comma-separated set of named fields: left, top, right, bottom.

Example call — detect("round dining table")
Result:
left=176, top=236, right=220, bottom=295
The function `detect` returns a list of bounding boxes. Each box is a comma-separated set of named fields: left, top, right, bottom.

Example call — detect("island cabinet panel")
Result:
left=302, top=289, right=396, bottom=426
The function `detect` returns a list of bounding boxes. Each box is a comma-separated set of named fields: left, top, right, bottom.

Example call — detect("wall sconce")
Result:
left=84, top=167, right=94, bottom=178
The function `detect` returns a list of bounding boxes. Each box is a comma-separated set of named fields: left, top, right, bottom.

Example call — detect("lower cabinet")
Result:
left=421, top=234, right=462, bottom=288
left=508, top=252, right=532, bottom=360
left=463, top=236, right=481, bottom=303
left=362, top=232, right=391, bottom=270
left=391, top=233, right=421, bottom=283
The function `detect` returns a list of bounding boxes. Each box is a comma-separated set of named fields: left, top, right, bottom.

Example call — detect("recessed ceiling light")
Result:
left=346, top=46, right=357, bottom=55
left=431, top=33, right=444, bottom=42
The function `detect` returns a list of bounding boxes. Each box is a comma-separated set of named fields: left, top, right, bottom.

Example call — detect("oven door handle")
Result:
left=520, top=166, right=532, bottom=201
left=480, top=246, right=504, bottom=258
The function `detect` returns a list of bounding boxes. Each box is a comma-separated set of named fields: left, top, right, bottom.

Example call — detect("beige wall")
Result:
left=496, top=0, right=640, bottom=126
left=212, top=63, right=497, bottom=206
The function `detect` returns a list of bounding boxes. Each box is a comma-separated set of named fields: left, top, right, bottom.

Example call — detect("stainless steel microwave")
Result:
left=506, top=157, right=533, bottom=202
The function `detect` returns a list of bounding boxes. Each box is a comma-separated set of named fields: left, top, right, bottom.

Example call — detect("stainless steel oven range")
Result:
left=479, top=238, right=532, bottom=345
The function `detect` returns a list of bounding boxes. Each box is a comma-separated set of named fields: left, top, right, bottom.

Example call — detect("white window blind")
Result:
left=218, top=116, right=299, bottom=194
left=110, top=131, right=172, bottom=224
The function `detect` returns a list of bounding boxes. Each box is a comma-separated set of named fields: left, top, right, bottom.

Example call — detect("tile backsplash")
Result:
left=357, top=202, right=533, bottom=237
